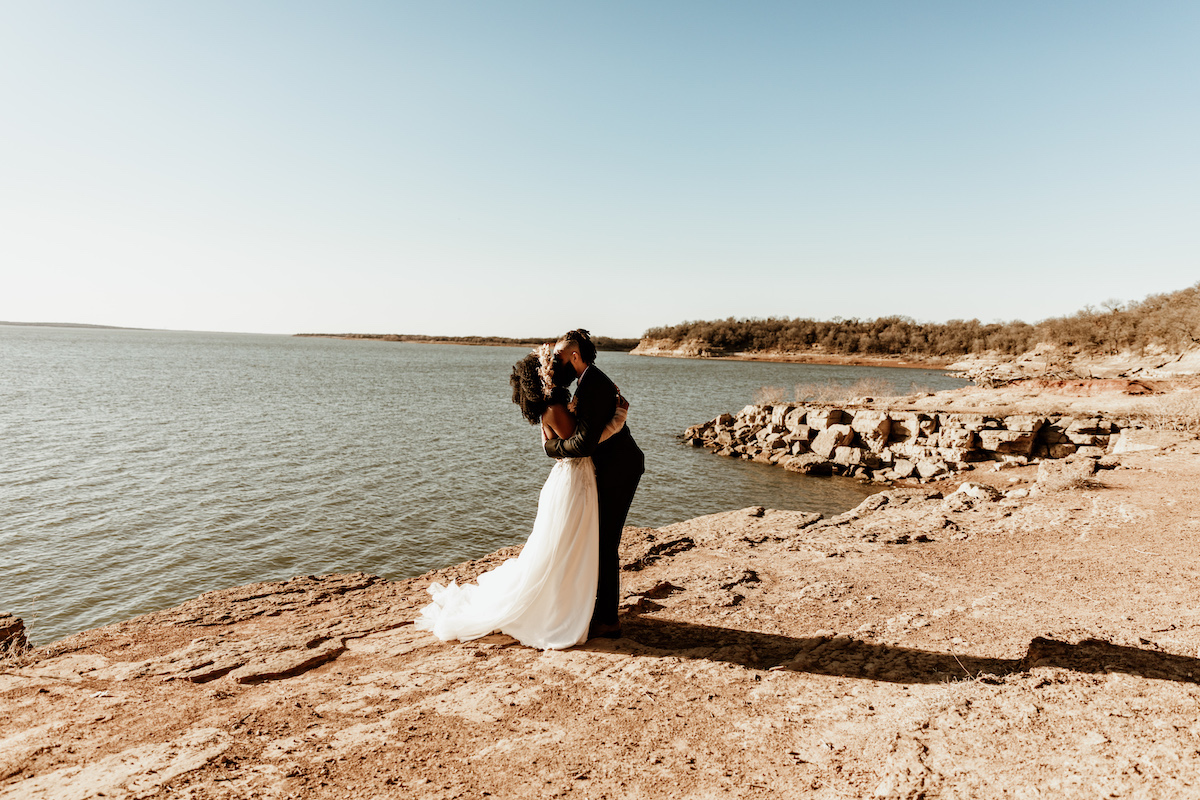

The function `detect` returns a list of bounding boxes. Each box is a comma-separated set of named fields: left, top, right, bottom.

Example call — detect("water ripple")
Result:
left=1, top=326, right=968, bottom=644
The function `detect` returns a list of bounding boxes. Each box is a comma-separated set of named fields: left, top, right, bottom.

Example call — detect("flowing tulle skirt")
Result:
left=415, top=457, right=599, bottom=650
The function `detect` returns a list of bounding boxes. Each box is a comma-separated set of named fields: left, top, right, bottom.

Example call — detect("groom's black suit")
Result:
left=544, top=364, right=644, bottom=628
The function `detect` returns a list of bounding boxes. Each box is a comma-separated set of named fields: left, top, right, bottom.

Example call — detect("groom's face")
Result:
left=554, top=343, right=580, bottom=383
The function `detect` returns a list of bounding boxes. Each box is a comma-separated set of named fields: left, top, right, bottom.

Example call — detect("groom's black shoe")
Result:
left=588, top=622, right=622, bottom=640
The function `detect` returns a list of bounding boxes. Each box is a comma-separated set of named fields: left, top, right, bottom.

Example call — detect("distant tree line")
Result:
left=642, top=282, right=1200, bottom=358
left=1038, top=283, right=1200, bottom=355
left=295, top=333, right=640, bottom=351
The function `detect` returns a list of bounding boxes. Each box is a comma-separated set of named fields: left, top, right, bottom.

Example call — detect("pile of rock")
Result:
left=683, top=404, right=1123, bottom=482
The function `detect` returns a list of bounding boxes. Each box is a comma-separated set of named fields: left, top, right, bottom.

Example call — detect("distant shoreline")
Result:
left=295, top=333, right=950, bottom=367
left=630, top=340, right=953, bottom=370
left=294, top=333, right=640, bottom=351
left=633, top=349, right=950, bottom=370
left=294, top=333, right=953, bottom=366
left=0, top=320, right=152, bottom=331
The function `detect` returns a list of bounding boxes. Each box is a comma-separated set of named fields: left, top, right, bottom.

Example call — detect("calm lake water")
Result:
left=1, top=326, right=968, bottom=644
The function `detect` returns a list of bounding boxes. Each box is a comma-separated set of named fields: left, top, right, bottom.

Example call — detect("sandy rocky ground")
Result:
left=4, top=383, right=1200, bottom=799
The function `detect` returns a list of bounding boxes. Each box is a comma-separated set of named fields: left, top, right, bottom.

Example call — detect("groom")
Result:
left=544, top=329, right=644, bottom=639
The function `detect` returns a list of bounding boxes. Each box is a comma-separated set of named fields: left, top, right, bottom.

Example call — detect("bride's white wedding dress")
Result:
left=417, top=403, right=628, bottom=650
left=415, top=456, right=599, bottom=649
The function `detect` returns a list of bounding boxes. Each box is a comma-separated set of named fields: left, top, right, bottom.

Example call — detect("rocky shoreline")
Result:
left=684, top=402, right=1131, bottom=484
left=4, top=384, right=1200, bottom=798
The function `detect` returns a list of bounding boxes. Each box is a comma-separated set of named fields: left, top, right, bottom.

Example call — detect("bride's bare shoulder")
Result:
left=542, top=403, right=576, bottom=439
left=542, top=403, right=571, bottom=426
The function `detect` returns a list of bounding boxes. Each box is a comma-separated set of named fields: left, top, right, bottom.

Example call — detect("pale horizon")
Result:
left=2, top=273, right=1198, bottom=343
left=3, top=3, right=1197, bottom=339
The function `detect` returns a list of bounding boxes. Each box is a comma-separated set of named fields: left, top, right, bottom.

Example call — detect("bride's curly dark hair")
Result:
left=511, top=352, right=572, bottom=425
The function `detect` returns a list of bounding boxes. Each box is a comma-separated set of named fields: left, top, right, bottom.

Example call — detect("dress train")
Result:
left=415, top=456, right=599, bottom=650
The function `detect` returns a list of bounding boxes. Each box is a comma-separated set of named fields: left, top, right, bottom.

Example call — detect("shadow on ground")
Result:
left=596, top=616, right=1200, bottom=686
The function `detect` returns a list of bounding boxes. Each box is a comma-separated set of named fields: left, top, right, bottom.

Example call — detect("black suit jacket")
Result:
left=543, top=365, right=643, bottom=481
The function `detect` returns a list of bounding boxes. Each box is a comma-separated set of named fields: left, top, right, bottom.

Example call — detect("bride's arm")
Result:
left=541, top=404, right=576, bottom=442
left=598, top=392, right=629, bottom=443
left=545, top=393, right=627, bottom=444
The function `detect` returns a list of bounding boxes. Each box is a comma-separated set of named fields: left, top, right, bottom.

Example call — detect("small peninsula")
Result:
left=633, top=281, right=1200, bottom=378
left=297, top=282, right=1200, bottom=379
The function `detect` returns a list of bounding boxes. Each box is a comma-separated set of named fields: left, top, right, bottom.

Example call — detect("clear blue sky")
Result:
left=3, top=2, right=1197, bottom=338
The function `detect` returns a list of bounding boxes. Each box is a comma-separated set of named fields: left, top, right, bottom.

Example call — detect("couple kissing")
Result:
left=416, top=328, right=645, bottom=649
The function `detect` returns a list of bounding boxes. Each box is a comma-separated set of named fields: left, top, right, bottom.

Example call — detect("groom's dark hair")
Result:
left=560, top=329, right=596, bottom=365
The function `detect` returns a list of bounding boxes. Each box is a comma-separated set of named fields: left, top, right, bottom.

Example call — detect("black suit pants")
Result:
left=594, top=466, right=641, bottom=627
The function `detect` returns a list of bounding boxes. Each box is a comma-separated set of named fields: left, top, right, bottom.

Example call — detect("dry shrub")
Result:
left=1136, top=392, right=1200, bottom=433
left=1, top=605, right=34, bottom=667
left=1036, top=459, right=1100, bottom=493
left=1038, top=474, right=1104, bottom=493
left=0, top=639, right=34, bottom=668
left=753, top=385, right=789, bottom=405
left=846, top=377, right=896, bottom=400
left=792, top=378, right=939, bottom=404
left=757, top=378, right=944, bottom=407
left=794, top=379, right=887, bottom=404
left=792, top=382, right=837, bottom=403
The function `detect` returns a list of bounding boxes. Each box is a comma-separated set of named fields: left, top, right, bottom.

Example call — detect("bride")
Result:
left=415, top=344, right=628, bottom=650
